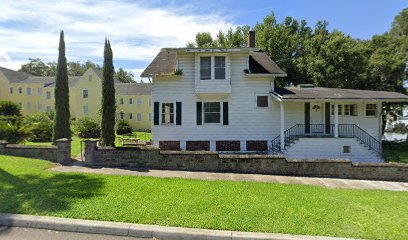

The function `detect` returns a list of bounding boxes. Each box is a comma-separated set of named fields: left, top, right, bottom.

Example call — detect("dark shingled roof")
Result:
left=115, top=83, right=151, bottom=95
left=273, top=87, right=408, bottom=101
left=0, top=66, right=30, bottom=82
left=248, top=51, right=286, bottom=75
left=141, top=48, right=286, bottom=77
left=141, top=48, right=177, bottom=77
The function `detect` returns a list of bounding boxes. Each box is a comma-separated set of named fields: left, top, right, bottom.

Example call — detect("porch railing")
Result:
left=271, top=124, right=381, bottom=155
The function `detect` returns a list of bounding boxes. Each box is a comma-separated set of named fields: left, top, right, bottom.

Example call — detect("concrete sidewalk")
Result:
left=51, top=164, right=408, bottom=191
left=0, top=214, right=355, bottom=240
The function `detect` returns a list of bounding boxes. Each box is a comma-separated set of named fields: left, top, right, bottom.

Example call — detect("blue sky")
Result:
left=0, top=0, right=406, bottom=81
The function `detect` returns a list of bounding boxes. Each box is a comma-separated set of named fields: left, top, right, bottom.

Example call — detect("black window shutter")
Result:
left=223, top=102, right=229, bottom=125
left=154, top=102, right=159, bottom=125
left=196, top=102, right=202, bottom=125
left=304, top=102, right=310, bottom=133
left=325, top=102, right=331, bottom=133
left=176, top=102, right=182, bottom=125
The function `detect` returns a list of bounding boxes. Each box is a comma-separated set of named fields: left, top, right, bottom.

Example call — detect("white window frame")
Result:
left=9, top=87, right=13, bottom=94
left=83, top=105, right=89, bottom=115
left=161, top=102, right=175, bottom=125
left=203, top=101, right=222, bottom=124
left=18, top=87, right=22, bottom=94
left=365, top=103, right=378, bottom=117
left=26, top=88, right=31, bottom=95
left=198, top=54, right=229, bottom=82
left=137, top=113, right=142, bottom=121
left=46, top=91, right=51, bottom=100
left=119, top=112, right=124, bottom=120
left=129, top=98, right=133, bottom=104
left=137, top=98, right=142, bottom=106
left=37, top=88, right=42, bottom=96
left=255, top=94, right=270, bottom=108
left=120, top=98, right=124, bottom=105
left=129, top=113, right=133, bottom=119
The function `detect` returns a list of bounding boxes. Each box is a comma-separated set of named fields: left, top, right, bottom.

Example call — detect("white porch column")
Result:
left=280, top=101, right=285, bottom=150
left=334, top=103, right=339, bottom=138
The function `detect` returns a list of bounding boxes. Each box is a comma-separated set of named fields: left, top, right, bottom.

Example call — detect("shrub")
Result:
left=0, top=121, right=30, bottom=143
left=24, top=113, right=53, bottom=142
left=116, top=120, right=133, bottom=135
left=393, top=123, right=408, bottom=134
left=73, top=117, right=101, bottom=138
left=0, top=101, right=21, bottom=116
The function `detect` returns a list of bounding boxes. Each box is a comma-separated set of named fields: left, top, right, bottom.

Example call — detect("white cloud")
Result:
left=0, top=0, right=235, bottom=70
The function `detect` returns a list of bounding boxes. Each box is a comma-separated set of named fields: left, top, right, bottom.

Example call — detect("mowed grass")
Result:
left=1, top=156, right=408, bottom=239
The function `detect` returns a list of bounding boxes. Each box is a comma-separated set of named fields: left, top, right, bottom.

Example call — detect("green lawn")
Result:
left=24, top=136, right=82, bottom=157
left=383, top=141, right=408, bottom=163
left=0, top=156, right=407, bottom=239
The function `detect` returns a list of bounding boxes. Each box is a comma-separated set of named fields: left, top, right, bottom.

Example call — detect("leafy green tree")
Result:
left=19, top=58, right=51, bottom=76
left=390, top=8, right=408, bottom=37
left=114, top=68, right=134, bottom=83
left=100, top=39, right=116, bottom=147
left=187, top=32, right=214, bottom=48
left=19, top=59, right=102, bottom=77
left=52, top=30, right=71, bottom=144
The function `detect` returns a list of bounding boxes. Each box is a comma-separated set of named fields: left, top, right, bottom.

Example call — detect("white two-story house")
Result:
left=142, top=31, right=408, bottom=162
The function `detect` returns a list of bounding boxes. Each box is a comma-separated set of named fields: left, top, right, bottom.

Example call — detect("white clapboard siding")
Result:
left=285, top=138, right=382, bottom=162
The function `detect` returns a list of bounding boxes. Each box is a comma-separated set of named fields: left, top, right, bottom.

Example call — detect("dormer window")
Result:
left=199, top=55, right=227, bottom=81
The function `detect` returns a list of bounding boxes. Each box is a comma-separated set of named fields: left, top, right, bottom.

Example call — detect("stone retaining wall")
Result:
left=0, top=139, right=71, bottom=164
left=83, top=140, right=408, bottom=182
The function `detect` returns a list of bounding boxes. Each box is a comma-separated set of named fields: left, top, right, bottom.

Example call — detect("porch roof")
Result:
left=272, top=87, right=408, bottom=102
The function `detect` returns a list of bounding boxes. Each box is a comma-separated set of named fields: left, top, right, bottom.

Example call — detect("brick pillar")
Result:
left=84, top=139, right=98, bottom=164
left=56, top=138, right=71, bottom=164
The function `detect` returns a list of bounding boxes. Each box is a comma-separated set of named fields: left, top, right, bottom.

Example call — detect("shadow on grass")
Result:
left=0, top=168, right=104, bottom=214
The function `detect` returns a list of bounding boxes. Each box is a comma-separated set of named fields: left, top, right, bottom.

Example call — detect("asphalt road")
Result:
left=0, top=226, right=149, bottom=240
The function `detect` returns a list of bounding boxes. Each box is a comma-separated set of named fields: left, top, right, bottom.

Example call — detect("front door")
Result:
left=310, top=103, right=324, bottom=133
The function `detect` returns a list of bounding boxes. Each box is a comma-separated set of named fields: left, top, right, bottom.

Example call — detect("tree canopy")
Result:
left=187, top=9, right=408, bottom=93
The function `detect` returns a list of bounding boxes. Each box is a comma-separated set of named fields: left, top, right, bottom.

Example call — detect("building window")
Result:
left=137, top=98, right=142, bottom=106
left=83, top=90, right=88, bottom=98
left=214, top=56, right=226, bottom=79
left=18, top=87, right=22, bottom=94
left=161, top=103, right=174, bottom=124
left=137, top=113, right=142, bottom=121
left=204, top=102, right=221, bottom=123
left=83, top=106, right=89, bottom=115
left=256, top=96, right=269, bottom=108
left=332, top=104, right=357, bottom=116
left=338, top=105, right=342, bottom=116
left=366, top=104, right=377, bottom=117
left=38, top=103, right=42, bottom=111
left=120, top=98, right=124, bottom=104
left=120, top=112, right=124, bottom=119
left=37, top=88, right=42, bottom=96
left=46, top=106, right=51, bottom=112
left=129, top=113, right=133, bottom=119
left=9, top=87, right=13, bottom=94
left=149, top=113, right=151, bottom=121
left=26, top=102, right=31, bottom=110
left=200, top=56, right=211, bottom=80
left=46, top=91, right=51, bottom=99
left=129, top=98, right=133, bottom=104
left=26, top=88, right=31, bottom=95
left=343, top=146, right=351, bottom=154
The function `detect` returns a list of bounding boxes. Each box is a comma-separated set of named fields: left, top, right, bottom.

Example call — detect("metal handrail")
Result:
left=271, top=124, right=381, bottom=155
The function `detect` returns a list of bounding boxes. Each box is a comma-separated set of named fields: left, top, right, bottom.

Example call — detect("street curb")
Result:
left=0, top=213, right=356, bottom=240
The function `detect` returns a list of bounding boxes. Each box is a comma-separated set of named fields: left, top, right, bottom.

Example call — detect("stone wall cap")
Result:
left=287, top=158, right=352, bottom=163
left=0, top=140, right=8, bottom=144
left=56, top=138, right=72, bottom=142
left=353, top=162, right=408, bottom=168
left=6, top=144, right=57, bottom=150
left=160, top=150, right=218, bottom=155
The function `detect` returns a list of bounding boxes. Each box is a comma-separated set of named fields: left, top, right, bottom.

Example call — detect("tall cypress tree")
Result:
left=52, top=30, right=71, bottom=144
left=100, top=39, right=116, bottom=146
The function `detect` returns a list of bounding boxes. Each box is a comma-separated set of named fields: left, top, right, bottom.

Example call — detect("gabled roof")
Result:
left=141, top=48, right=177, bottom=78
left=0, top=66, right=30, bottom=83
left=273, top=87, right=408, bottom=101
left=140, top=48, right=286, bottom=77
left=115, top=83, right=151, bottom=95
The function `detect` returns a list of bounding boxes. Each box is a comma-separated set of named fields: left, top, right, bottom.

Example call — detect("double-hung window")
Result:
left=83, top=90, right=88, bottom=98
left=83, top=106, right=89, bottom=115
left=129, top=113, right=133, bottom=119
left=46, top=91, right=51, bottom=99
left=200, top=57, right=211, bottom=80
left=161, top=103, right=174, bottom=124
left=10, top=87, right=13, bottom=94
left=26, top=88, right=31, bottom=95
left=120, top=98, right=124, bottom=105
left=137, top=113, right=142, bottom=121
left=204, top=102, right=221, bottom=123
left=129, top=98, right=133, bottom=104
left=214, top=56, right=226, bottom=79
left=365, top=104, right=377, bottom=117
left=37, top=88, right=42, bottom=96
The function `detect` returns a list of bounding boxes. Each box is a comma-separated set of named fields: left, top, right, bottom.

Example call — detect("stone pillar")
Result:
left=0, top=140, right=8, bottom=151
left=280, top=101, right=285, bottom=150
left=56, top=138, right=72, bottom=164
left=84, top=139, right=98, bottom=164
